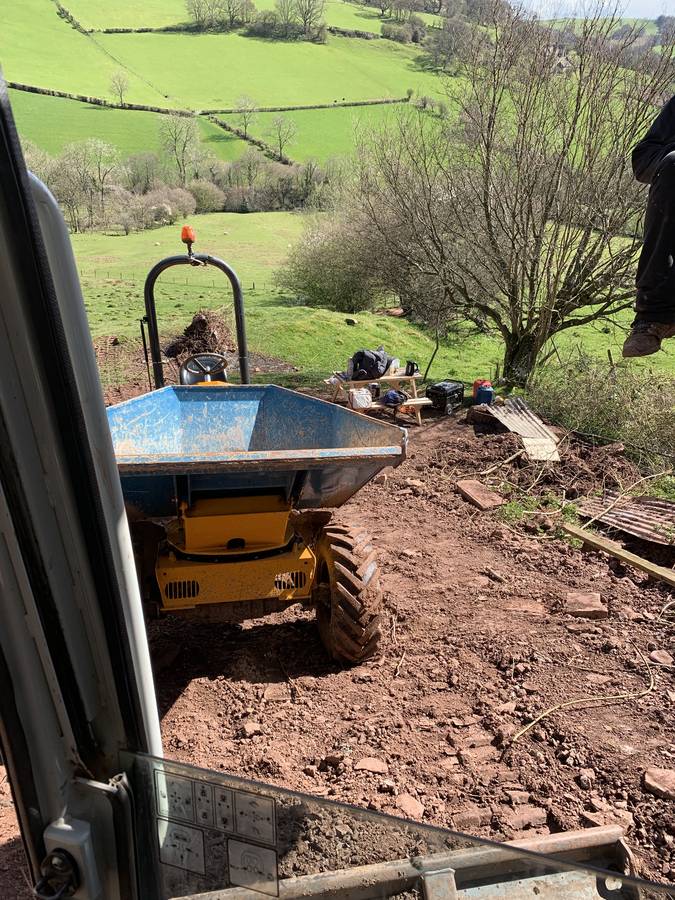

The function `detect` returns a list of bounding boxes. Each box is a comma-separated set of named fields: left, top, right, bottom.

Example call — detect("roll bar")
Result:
left=142, top=252, right=250, bottom=389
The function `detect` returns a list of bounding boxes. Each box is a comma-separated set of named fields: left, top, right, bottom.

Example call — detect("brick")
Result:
left=456, top=479, right=505, bottom=511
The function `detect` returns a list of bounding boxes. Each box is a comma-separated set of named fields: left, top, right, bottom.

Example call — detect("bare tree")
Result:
left=235, top=95, right=257, bottom=138
left=233, top=147, right=265, bottom=187
left=223, top=0, right=244, bottom=26
left=294, top=0, right=325, bottom=36
left=269, top=115, right=297, bottom=158
left=426, top=16, right=471, bottom=69
left=275, top=0, right=298, bottom=35
left=110, top=70, right=129, bottom=105
left=365, top=0, right=392, bottom=16
left=160, top=114, right=200, bottom=186
left=186, top=0, right=208, bottom=27
left=186, top=0, right=226, bottom=28
left=51, top=139, right=120, bottom=230
left=124, top=152, right=160, bottom=194
left=350, top=4, right=675, bottom=384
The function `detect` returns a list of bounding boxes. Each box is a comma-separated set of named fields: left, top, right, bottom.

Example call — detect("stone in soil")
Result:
left=396, top=794, right=425, bottom=819
left=354, top=757, right=389, bottom=775
left=505, top=806, right=548, bottom=830
left=643, top=767, right=675, bottom=801
left=565, top=592, right=608, bottom=620
left=240, top=721, right=263, bottom=738
left=649, top=649, right=673, bottom=666
left=453, top=805, right=492, bottom=831
left=458, top=745, right=500, bottom=766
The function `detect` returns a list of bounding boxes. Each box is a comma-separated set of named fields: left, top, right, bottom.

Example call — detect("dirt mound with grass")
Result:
left=164, top=310, right=235, bottom=360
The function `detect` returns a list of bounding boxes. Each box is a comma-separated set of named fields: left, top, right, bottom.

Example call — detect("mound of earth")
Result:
left=164, top=311, right=234, bottom=360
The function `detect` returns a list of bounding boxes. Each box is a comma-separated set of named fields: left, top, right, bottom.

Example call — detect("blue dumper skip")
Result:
left=107, top=385, right=407, bottom=515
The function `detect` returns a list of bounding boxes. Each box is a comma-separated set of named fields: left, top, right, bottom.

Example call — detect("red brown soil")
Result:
left=96, top=328, right=297, bottom=406
left=1, top=410, right=673, bottom=896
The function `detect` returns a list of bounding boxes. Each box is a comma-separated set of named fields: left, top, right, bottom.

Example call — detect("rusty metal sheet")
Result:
left=578, top=492, right=675, bottom=546
left=481, top=398, right=560, bottom=462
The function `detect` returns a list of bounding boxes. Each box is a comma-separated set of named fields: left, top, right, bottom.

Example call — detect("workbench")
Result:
left=325, top=372, right=432, bottom=426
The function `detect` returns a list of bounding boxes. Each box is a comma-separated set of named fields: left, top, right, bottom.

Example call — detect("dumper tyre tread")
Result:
left=314, top=525, right=383, bottom=664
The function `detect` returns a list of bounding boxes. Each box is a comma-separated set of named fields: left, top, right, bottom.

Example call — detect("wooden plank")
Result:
left=400, top=398, right=433, bottom=408
left=456, top=479, right=505, bottom=511
left=562, top=522, right=675, bottom=589
left=342, top=374, right=422, bottom=387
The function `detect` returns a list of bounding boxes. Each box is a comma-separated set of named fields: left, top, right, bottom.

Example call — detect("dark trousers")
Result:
left=635, top=150, right=675, bottom=323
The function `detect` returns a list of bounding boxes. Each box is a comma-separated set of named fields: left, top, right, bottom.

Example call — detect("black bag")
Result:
left=426, top=381, right=465, bottom=411
left=350, top=347, right=392, bottom=381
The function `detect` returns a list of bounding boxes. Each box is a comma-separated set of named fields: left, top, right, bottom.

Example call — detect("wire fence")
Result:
left=80, top=273, right=278, bottom=293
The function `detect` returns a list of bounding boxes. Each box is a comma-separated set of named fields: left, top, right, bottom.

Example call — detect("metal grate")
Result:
left=164, top=580, right=201, bottom=601
left=274, top=571, right=307, bottom=591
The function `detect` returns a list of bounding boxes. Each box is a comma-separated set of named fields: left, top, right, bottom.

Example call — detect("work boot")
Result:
left=622, top=320, right=675, bottom=358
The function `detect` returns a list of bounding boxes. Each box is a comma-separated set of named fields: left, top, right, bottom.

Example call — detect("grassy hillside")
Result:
left=95, top=32, right=438, bottom=108
left=72, top=211, right=499, bottom=384
left=8, top=89, right=246, bottom=159
left=0, top=0, right=165, bottom=103
left=3, top=0, right=441, bottom=164
left=72, top=212, right=675, bottom=386
left=67, top=0, right=189, bottom=30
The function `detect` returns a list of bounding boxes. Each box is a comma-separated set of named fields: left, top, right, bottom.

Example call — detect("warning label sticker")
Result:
left=229, top=839, right=279, bottom=896
left=157, top=819, right=205, bottom=875
left=152, top=762, right=279, bottom=895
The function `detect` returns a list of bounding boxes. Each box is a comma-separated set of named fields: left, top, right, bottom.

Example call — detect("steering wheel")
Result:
left=182, top=353, right=228, bottom=381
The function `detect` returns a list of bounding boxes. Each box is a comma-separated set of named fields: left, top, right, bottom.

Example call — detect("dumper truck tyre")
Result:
left=313, top=525, right=383, bottom=664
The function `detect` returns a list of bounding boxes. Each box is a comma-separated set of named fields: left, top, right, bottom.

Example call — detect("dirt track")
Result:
left=1, top=411, right=674, bottom=895
left=154, top=416, right=674, bottom=887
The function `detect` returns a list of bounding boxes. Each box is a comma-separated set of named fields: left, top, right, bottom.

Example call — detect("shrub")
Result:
left=188, top=179, right=226, bottom=212
left=528, top=354, right=675, bottom=473
left=246, top=10, right=276, bottom=34
left=278, top=217, right=383, bottom=312
left=381, top=22, right=413, bottom=42
left=408, top=13, right=426, bottom=42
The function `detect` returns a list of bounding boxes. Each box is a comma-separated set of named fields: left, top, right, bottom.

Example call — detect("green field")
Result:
left=66, top=0, right=440, bottom=35
left=96, top=31, right=437, bottom=108
left=72, top=212, right=675, bottom=387
left=226, top=103, right=406, bottom=161
left=9, top=90, right=248, bottom=160
left=67, top=0, right=190, bottom=30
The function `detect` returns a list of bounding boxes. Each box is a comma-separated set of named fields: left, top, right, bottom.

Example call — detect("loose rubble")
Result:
left=3, top=411, right=673, bottom=897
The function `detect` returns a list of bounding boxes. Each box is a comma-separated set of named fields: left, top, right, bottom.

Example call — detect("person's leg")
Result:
left=623, top=151, right=675, bottom=357
left=635, top=151, right=675, bottom=322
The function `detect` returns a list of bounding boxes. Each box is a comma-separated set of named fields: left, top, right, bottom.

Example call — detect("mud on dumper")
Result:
left=107, top=233, right=407, bottom=663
